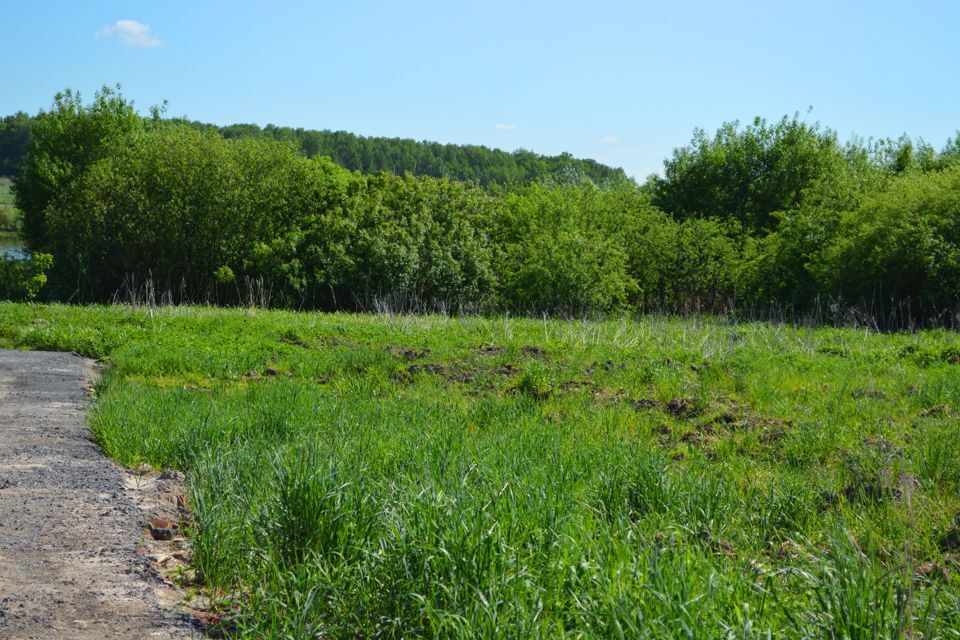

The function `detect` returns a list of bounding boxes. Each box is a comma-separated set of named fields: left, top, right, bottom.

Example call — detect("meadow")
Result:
left=1, top=302, right=958, bottom=638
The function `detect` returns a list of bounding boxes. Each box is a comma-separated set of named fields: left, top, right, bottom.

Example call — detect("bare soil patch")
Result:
left=0, top=350, right=196, bottom=639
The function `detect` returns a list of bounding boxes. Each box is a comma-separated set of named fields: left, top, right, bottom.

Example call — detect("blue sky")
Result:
left=3, top=1, right=958, bottom=178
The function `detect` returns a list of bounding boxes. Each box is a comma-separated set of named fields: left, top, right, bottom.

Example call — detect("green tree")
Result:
left=344, top=173, right=496, bottom=310
left=0, top=112, right=32, bottom=176
left=651, top=115, right=844, bottom=232
left=815, top=164, right=960, bottom=311
left=14, top=86, right=143, bottom=252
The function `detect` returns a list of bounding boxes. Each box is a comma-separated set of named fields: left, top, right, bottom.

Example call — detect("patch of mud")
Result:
left=387, top=346, right=431, bottom=361
left=278, top=332, right=312, bottom=348
left=559, top=380, right=602, bottom=394
left=698, top=530, right=736, bottom=558
left=279, top=332, right=345, bottom=349
left=917, top=559, right=953, bottom=581
left=244, top=366, right=291, bottom=380
left=407, top=363, right=449, bottom=376
left=920, top=404, right=952, bottom=418
left=395, top=361, right=522, bottom=384
left=473, top=345, right=504, bottom=356
left=405, top=363, right=477, bottom=383
left=635, top=396, right=789, bottom=454
left=939, top=514, right=960, bottom=553
left=520, top=346, right=548, bottom=358
left=586, top=359, right=625, bottom=374
left=861, top=436, right=900, bottom=455
left=681, top=424, right=715, bottom=446
left=666, top=397, right=700, bottom=419
left=840, top=471, right=919, bottom=505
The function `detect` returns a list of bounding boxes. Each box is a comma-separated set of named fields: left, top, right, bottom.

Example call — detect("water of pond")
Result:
left=0, top=233, right=26, bottom=260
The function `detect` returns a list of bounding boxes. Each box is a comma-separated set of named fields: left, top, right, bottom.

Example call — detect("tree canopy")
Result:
left=6, top=87, right=960, bottom=325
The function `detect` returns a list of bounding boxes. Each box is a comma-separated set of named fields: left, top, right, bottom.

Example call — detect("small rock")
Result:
left=147, top=517, right=179, bottom=541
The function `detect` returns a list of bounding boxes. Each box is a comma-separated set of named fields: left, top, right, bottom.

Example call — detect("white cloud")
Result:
left=495, top=123, right=515, bottom=131
left=95, top=20, right=164, bottom=48
left=601, top=135, right=619, bottom=144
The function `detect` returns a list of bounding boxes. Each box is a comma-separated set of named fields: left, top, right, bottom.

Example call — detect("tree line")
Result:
left=0, top=107, right=625, bottom=187
left=6, top=87, right=960, bottom=324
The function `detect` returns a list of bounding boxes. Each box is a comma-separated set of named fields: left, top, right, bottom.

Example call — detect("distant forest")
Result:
left=0, top=111, right=626, bottom=187
left=3, top=87, right=960, bottom=327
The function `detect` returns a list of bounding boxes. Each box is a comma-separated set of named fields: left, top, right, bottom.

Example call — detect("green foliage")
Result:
left=667, top=218, right=739, bottom=311
left=0, top=178, right=21, bottom=231
left=0, top=108, right=628, bottom=188
left=343, top=173, right=496, bottom=309
left=2, top=304, right=959, bottom=637
left=494, top=184, right=640, bottom=313
left=738, top=207, right=841, bottom=306
left=215, top=122, right=628, bottom=188
left=817, top=165, right=960, bottom=310
left=0, top=112, right=31, bottom=176
left=0, top=211, right=18, bottom=231
left=14, top=86, right=143, bottom=251
left=9, top=88, right=960, bottom=319
left=740, top=164, right=960, bottom=314
left=0, top=252, right=52, bottom=301
left=651, top=115, right=846, bottom=232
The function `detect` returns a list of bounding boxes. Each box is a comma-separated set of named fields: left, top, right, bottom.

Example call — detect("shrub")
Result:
left=0, top=252, right=52, bottom=301
left=815, top=165, right=960, bottom=311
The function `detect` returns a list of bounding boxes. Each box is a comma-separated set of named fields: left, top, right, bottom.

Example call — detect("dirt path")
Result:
left=0, top=350, right=196, bottom=639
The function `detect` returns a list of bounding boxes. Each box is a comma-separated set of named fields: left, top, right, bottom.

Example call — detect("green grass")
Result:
left=2, top=302, right=959, bottom=638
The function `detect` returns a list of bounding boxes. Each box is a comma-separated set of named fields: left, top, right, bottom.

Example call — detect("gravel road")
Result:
left=0, top=350, right=196, bottom=639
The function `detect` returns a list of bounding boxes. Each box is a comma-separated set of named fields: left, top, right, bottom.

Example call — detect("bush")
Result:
left=12, top=87, right=960, bottom=320
left=737, top=207, right=841, bottom=306
left=492, top=183, right=644, bottom=314
left=650, top=115, right=844, bottom=232
left=15, top=86, right=143, bottom=252
left=342, top=173, right=497, bottom=310
left=0, top=207, right=20, bottom=231
left=815, top=165, right=960, bottom=311
left=0, top=252, right=52, bottom=301
left=39, top=124, right=342, bottom=302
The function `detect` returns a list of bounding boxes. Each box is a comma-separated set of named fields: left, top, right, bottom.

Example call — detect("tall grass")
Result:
left=1, top=302, right=958, bottom=637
